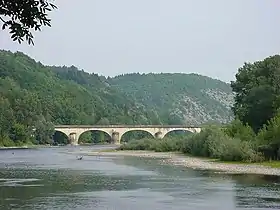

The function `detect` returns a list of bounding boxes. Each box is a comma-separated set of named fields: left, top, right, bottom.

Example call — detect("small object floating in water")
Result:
left=76, top=156, right=83, bottom=160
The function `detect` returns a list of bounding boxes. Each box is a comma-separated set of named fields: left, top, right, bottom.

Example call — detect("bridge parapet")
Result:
left=55, top=125, right=201, bottom=129
left=54, top=125, right=202, bottom=145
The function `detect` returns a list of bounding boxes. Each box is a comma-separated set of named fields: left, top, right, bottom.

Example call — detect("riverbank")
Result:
left=84, top=150, right=280, bottom=176
left=0, top=145, right=61, bottom=150
left=0, top=145, right=32, bottom=150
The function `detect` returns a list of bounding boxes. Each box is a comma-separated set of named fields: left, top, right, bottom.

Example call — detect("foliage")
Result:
left=119, top=138, right=156, bottom=151
left=0, top=50, right=158, bottom=146
left=224, top=119, right=256, bottom=143
left=117, top=54, right=280, bottom=163
left=154, top=137, right=184, bottom=152
left=119, top=137, right=184, bottom=152
left=109, top=73, right=234, bottom=125
left=0, top=50, right=237, bottom=146
left=53, top=131, right=68, bottom=145
left=2, top=48, right=280, bottom=165
left=0, top=135, right=16, bottom=147
left=0, top=0, right=57, bottom=45
left=121, top=130, right=155, bottom=143
left=121, top=125, right=264, bottom=163
left=230, top=55, right=280, bottom=161
left=182, top=126, right=263, bottom=162
left=33, top=119, right=54, bottom=145
left=257, top=111, right=280, bottom=160
left=231, top=55, right=280, bottom=132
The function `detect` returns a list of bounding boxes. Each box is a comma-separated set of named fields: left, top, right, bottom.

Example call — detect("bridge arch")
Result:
left=78, top=130, right=112, bottom=144
left=162, top=128, right=198, bottom=139
left=53, top=130, right=69, bottom=145
left=119, top=129, right=155, bottom=143
left=54, top=128, right=69, bottom=138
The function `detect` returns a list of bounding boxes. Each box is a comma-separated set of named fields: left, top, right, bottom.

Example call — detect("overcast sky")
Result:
left=1, top=0, right=279, bottom=82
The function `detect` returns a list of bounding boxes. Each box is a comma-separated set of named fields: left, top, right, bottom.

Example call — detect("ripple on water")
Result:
left=235, top=185, right=280, bottom=209
left=1, top=148, right=280, bottom=210
left=0, top=178, right=42, bottom=187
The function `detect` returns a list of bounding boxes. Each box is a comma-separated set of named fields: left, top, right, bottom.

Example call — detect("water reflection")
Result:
left=232, top=174, right=280, bottom=209
left=0, top=147, right=279, bottom=210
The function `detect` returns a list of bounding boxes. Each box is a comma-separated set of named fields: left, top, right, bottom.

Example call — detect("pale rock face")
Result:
left=203, top=88, right=235, bottom=109
left=109, top=73, right=235, bottom=125
left=170, top=88, right=234, bottom=125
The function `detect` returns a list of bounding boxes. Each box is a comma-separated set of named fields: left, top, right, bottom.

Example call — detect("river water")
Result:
left=0, top=146, right=279, bottom=210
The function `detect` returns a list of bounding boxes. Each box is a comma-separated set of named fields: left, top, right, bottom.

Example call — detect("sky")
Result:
left=0, top=0, right=279, bottom=82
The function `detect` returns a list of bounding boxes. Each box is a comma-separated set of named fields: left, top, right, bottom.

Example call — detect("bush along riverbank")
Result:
left=120, top=56, right=280, bottom=165
left=119, top=114, right=280, bottom=164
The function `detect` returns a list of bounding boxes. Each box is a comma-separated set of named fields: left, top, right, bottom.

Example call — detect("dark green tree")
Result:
left=96, top=132, right=105, bottom=143
left=34, top=119, right=54, bottom=145
left=9, top=123, right=31, bottom=145
left=231, top=55, right=280, bottom=132
left=0, top=50, right=157, bottom=146
left=0, top=0, right=57, bottom=44
left=79, top=132, right=92, bottom=144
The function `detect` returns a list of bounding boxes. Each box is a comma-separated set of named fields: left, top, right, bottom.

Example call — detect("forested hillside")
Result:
left=120, top=55, right=280, bottom=162
left=0, top=50, right=234, bottom=146
left=108, top=73, right=234, bottom=125
left=0, top=50, right=160, bottom=146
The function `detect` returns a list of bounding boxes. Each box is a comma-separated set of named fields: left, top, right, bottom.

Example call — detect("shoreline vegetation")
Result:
left=3, top=144, right=280, bottom=176
left=83, top=150, right=280, bottom=176
left=115, top=55, right=280, bottom=170
left=1, top=48, right=280, bottom=177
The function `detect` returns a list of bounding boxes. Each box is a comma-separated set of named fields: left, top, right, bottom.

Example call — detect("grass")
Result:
left=99, top=148, right=118, bottom=152
left=256, top=161, right=280, bottom=168
left=211, top=160, right=247, bottom=164
left=211, top=159, right=280, bottom=168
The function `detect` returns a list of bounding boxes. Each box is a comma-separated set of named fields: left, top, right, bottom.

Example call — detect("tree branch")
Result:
left=0, top=17, right=6, bottom=23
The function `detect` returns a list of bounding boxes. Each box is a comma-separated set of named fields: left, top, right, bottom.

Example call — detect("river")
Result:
left=0, top=146, right=279, bottom=210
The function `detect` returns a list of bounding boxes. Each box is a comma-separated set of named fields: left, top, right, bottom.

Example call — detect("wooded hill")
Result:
left=0, top=50, right=233, bottom=145
left=108, top=73, right=234, bottom=125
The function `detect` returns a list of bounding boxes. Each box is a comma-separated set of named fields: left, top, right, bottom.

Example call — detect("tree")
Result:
left=0, top=50, right=159, bottom=146
left=96, top=117, right=110, bottom=125
left=10, top=123, right=30, bottom=144
left=257, top=110, right=280, bottom=160
left=0, top=0, right=57, bottom=45
left=34, top=118, right=55, bottom=145
left=231, top=55, right=280, bottom=132
left=79, top=132, right=92, bottom=144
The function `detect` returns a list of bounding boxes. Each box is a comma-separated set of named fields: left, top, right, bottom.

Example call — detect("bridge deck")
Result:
left=55, top=125, right=201, bottom=128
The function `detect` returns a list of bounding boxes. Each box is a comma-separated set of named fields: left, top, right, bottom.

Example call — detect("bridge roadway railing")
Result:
left=54, top=125, right=201, bottom=128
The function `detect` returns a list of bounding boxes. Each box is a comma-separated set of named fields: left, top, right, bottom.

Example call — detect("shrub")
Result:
left=257, top=111, right=280, bottom=160
left=181, top=128, right=209, bottom=156
left=217, top=139, right=264, bottom=162
left=119, top=123, right=265, bottom=163
left=0, top=135, right=15, bottom=147
left=119, top=138, right=156, bottom=151
left=154, top=137, right=184, bottom=152
left=181, top=125, right=222, bottom=157
left=119, top=137, right=185, bottom=152
left=182, top=125, right=264, bottom=162
left=224, top=119, right=256, bottom=142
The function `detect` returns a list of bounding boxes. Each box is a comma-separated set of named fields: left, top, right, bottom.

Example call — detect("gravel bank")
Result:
left=84, top=150, right=280, bottom=176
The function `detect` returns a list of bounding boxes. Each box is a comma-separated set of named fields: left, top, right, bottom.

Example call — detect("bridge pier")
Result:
left=69, top=132, right=79, bottom=145
left=155, top=131, right=164, bottom=139
left=112, top=132, right=121, bottom=144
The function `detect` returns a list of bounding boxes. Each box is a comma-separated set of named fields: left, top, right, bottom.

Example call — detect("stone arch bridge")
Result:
left=54, top=125, right=202, bottom=145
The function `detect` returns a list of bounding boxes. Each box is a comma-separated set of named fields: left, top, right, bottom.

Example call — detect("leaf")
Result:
left=2, top=23, right=8, bottom=30
left=1, top=0, right=57, bottom=45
